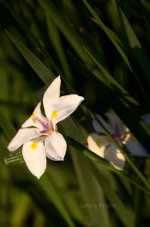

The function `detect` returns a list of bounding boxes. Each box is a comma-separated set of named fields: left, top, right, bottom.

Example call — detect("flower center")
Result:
left=112, top=123, right=130, bottom=143
left=112, top=132, right=130, bottom=143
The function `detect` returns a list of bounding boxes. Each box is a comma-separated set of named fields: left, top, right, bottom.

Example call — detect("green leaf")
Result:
left=92, top=163, right=135, bottom=227
left=46, top=15, right=73, bottom=84
left=5, top=30, right=55, bottom=85
left=38, top=175, right=75, bottom=227
left=119, top=8, right=150, bottom=86
left=81, top=0, right=131, bottom=70
left=38, top=0, right=91, bottom=63
left=0, top=112, right=16, bottom=140
left=140, top=0, right=150, bottom=11
left=83, top=47, right=140, bottom=107
left=2, top=0, right=61, bottom=75
left=81, top=0, right=150, bottom=104
left=71, top=148, right=111, bottom=227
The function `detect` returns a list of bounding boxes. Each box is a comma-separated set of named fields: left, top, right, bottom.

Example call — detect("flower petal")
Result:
left=105, top=112, right=115, bottom=125
left=104, top=144, right=125, bottom=170
left=141, top=114, right=150, bottom=126
left=43, top=76, right=61, bottom=120
left=22, top=141, right=46, bottom=179
left=22, top=102, right=42, bottom=128
left=87, top=135, right=105, bottom=158
left=92, top=114, right=111, bottom=133
left=126, top=139, right=148, bottom=157
left=51, top=94, right=84, bottom=125
left=88, top=134, right=111, bottom=146
left=32, top=115, right=51, bottom=131
left=7, top=128, right=40, bottom=151
left=105, top=112, right=128, bottom=135
left=45, top=131, right=67, bottom=161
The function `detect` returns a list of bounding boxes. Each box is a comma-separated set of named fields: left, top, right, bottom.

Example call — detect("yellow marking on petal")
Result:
left=29, top=113, right=35, bottom=119
left=30, top=142, right=37, bottom=150
left=95, top=139, right=101, bottom=146
left=52, top=110, right=58, bottom=119
left=131, top=135, right=136, bottom=143
left=122, top=133, right=131, bottom=144
left=124, top=133, right=130, bottom=141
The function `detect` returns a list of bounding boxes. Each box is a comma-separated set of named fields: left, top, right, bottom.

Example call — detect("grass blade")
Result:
left=81, top=0, right=150, bottom=104
left=46, top=15, right=73, bottom=84
left=83, top=47, right=140, bottom=106
left=2, top=0, right=61, bottom=75
left=71, top=148, right=111, bottom=227
left=119, top=7, right=150, bottom=85
left=6, top=30, right=55, bottom=85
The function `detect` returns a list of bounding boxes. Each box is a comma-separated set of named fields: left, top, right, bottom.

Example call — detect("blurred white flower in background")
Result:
left=7, top=76, right=84, bottom=179
left=87, top=112, right=149, bottom=170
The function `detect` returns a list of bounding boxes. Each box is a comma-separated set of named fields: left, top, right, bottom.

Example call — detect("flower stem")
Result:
left=4, top=151, right=24, bottom=165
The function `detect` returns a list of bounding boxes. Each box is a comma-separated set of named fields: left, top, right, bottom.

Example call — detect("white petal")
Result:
left=22, top=141, right=46, bottom=179
left=92, top=114, right=111, bottom=133
left=51, top=94, right=84, bottom=125
left=43, top=76, right=61, bottom=119
left=22, top=102, right=42, bottom=128
left=32, top=115, right=51, bottom=131
left=104, top=144, right=125, bottom=170
left=7, top=128, right=40, bottom=151
left=96, top=114, right=111, bottom=131
left=92, top=119, right=104, bottom=133
left=126, top=139, right=148, bottom=157
left=89, top=134, right=111, bottom=146
left=45, top=131, right=67, bottom=161
left=105, top=112, right=115, bottom=125
left=87, top=135, right=105, bottom=158
left=106, top=112, right=128, bottom=135
left=141, top=114, right=150, bottom=126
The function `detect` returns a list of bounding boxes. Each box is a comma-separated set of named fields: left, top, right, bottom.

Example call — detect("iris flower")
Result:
left=87, top=113, right=149, bottom=170
left=7, top=76, right=84, bottom=178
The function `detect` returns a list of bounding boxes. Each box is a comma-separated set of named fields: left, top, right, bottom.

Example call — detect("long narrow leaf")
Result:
left=81, top=0, right=150, bottom=104
left=6, top=31, right=55, bottom=85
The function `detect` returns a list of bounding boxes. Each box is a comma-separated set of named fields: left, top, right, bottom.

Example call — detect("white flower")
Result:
left=7, top=76, right=84, bottom=179
left=87, top=113, right=149, bottom=170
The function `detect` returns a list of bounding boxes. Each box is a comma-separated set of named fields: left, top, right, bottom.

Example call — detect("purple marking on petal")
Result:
left=33, top=116, right=50, bottom=130
left=114, top=123, right=120, bottom=136
left=40, top=129, right=50, bottom=134
left=46, top=122, right=50, bottom=129
left=112, top=132, right=126, bottom=142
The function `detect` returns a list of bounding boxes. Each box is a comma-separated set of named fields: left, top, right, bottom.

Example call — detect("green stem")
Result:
left=4, top=151, right=24, bottom=165
left=134, top=186, right=143, bottom=227
left=134, top=161, right=145, bottom=227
